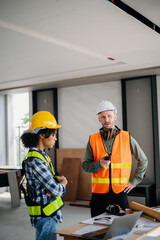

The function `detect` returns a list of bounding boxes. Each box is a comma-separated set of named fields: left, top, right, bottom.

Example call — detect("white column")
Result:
left=0, top=95, right=6, bottom=166
left=6, top=95, right=17, bottom=166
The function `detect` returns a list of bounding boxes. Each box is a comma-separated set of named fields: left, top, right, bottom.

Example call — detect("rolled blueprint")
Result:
left=129, top=201, right=160, bottom=221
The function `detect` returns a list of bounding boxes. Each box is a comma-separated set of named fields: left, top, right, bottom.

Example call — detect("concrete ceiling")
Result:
left=0, top=0, right=160, bottom=91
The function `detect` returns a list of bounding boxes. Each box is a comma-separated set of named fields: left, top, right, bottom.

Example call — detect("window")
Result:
left=12, top=93, right=29, bottom=166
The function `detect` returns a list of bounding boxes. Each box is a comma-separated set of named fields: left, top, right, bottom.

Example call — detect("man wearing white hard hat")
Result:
left=82, top=100, right=148, bottom=217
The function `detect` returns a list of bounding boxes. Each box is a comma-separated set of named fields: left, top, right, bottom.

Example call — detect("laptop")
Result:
left=82, top=211, right=142, bottom=240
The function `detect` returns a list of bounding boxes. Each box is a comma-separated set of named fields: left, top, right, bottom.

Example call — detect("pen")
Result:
left=142, top=213, right=157, bottom=222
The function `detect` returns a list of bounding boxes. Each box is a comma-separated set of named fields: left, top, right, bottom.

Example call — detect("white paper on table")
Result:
left=80, top=213, right=118, bottom=225
left=78, top=214, right=160, bottom=239
left=132, top=217, right=160, bottom=232
left=141, top=226, right=160, bottom=240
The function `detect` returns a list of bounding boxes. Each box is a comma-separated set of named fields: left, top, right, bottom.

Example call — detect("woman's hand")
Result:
left=56, top=175, right=68, bottom=186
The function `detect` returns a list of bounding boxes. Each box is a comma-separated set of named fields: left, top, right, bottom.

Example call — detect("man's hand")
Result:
left=124, top=182, right=134, bottom=193
left=100, top=156, right=111, bottom=169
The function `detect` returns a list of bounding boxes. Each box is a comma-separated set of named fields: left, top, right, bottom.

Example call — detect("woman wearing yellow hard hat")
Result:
left=21, top=111, right=68, bottom=240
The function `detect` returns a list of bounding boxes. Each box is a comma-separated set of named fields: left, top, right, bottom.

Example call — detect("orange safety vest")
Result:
left=90, top=131, right=132, bottom=194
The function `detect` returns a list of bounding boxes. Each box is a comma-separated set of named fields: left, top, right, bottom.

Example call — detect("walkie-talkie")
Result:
left=104, top=152, right=111, bottom=161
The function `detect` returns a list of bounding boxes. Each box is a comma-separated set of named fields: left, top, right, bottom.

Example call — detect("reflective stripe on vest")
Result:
left=28, top=196, right=64, bottom=217
left=23, top=150, right=64, bottom=217
left=90, top=131, right=132, bottom=194
left=28, top=205, right=41, bottom=216
left=43, top=196, right=64, bottom=216
left=111, top=163, right=132, bottom=168
left=92, top=177, right=129, bottom=184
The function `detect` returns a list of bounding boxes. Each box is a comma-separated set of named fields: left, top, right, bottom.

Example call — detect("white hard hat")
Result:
left=97, top=100, right=117, bottom=114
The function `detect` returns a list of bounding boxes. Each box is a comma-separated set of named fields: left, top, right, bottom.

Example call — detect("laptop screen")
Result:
left=82, top=211, right=142, bottom=240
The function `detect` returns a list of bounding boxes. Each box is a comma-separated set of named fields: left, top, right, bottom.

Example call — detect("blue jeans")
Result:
left=34, top=217, right=57, bottom=240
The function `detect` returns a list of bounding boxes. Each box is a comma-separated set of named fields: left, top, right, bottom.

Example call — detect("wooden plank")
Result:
left=56, top=223, right=89, bottom=237
left=60, top=158, right=81, bottom=202
left=56, top=149, right=92, bottom=201
left=56, top=223, right=160, bottom=240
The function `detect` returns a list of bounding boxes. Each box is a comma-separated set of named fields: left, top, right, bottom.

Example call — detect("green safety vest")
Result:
left=23, top=150, right=64, bottom=217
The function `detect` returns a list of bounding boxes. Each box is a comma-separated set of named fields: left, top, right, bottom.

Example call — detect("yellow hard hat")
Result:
left=28, top=111, right=61, bottom=133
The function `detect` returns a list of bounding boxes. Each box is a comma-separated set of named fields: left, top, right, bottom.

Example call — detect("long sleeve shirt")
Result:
left=82, top=133, right=148, bottom=187
left=24, top=147, right=66, bottom=226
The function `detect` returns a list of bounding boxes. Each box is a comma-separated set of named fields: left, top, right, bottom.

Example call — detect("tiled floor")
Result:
left=0, top=192, right=90, bottom=240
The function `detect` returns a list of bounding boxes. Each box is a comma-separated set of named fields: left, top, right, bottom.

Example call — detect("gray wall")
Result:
left=36, top=90, right=54, bottom=114
left=58, top=81, right=122, bottom=148
left=125, top=78, right=154, bottom=184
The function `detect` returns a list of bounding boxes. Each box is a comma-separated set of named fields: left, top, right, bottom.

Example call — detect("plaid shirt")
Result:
left=24, top=147, right=66, bottom=226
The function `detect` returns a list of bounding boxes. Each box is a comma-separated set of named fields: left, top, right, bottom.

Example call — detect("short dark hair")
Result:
left=21, top=128, right=56, bottom=148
